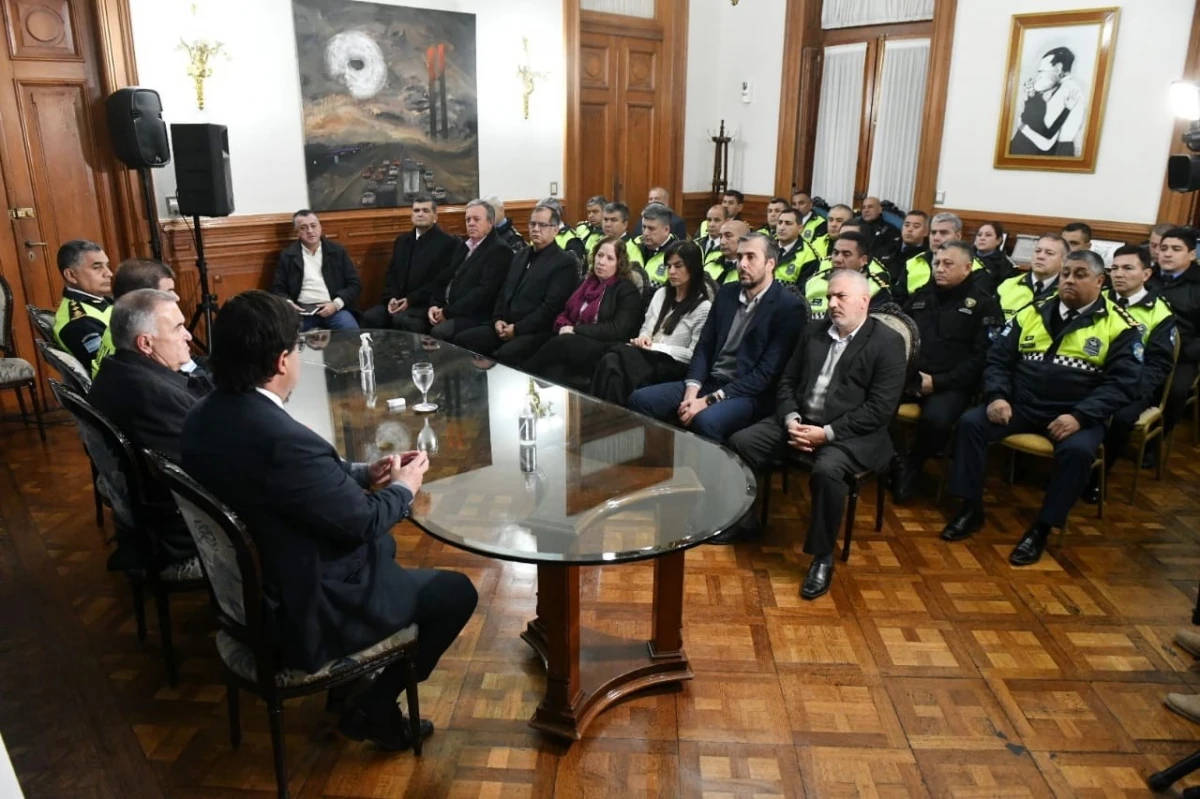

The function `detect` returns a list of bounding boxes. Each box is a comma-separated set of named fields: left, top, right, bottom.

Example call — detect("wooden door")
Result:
left=574, top=26, right=665, bottom=210
left=0, top=0, right=132, bottom=401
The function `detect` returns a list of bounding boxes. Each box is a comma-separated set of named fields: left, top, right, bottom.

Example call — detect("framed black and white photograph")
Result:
left=994, top=8, right=1119, bottom=173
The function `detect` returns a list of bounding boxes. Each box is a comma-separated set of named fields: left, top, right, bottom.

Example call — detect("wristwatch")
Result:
left=705, top=394, right=718, bottom=406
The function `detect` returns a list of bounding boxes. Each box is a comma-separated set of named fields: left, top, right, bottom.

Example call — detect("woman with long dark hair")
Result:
left=974, top=221, right=1016, bottom=283
left=590, top=239, right=711, bottom=404
left=522, top=236, right=645, bottom=390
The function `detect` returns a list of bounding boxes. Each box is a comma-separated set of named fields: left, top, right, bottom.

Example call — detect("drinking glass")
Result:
left=412, top=362, right=437, bottom=412
left=417, top=417, right=439, bottom=455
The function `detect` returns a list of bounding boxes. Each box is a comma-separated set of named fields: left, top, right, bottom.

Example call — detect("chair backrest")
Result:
left=26, top=304, right=55, bottom=344
left=48, top=379, right=142, bottom=532
left=703, top=273, right=718, bottom=302
left=36, top=339, right=91, bottom=393
left=870, top=303, right=921, bottom=377
left=0, top=273, right=14, bottom=357
left=629, top=263, right=648, bottom=298
left=1157, top=328, right=1185, bottom=415
left=143, top=450, right=260, bottom=642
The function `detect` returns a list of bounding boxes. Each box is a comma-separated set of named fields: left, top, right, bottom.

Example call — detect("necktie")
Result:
left=1065, top=309, right=1079, bottom=322
left=1034, top=281, right=1044, bottom=294
left=1117, top=297, right=1129, bottom=308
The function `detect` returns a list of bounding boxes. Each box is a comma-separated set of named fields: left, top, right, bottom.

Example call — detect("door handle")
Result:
left=24, top=240, right=47, bottom=247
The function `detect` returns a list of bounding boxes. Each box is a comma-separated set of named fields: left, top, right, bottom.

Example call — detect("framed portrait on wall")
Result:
left=994, top=8, right=1119, bottom=173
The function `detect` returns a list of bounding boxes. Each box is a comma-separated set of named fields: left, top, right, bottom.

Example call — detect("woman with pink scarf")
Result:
left=522, top=237, right=645, bottom=390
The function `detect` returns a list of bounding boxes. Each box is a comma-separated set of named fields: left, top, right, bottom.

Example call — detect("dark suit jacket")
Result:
left=182, top=390, right=418, bottom=672
left=566, top=278, right=645, bottom=342
left=687, top=281, right=805, bottom=407
left=271, top=238, right=362, bottom=310
left=775, top=317, right=907, bottom=470
left=433, top=230, right=508, bottom=323
left=88, top=349, right=212, bottom=564
left=493, top=241, right=580, bottom=337
left=380, top=224, right=460, bottom=308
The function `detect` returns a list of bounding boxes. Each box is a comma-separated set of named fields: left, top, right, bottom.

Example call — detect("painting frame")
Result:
left=993, top=7, right=1119, bottom=174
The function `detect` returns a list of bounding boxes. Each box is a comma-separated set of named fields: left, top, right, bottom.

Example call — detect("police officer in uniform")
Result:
left=792, top=191, right=827, bottom=243
left=762, top=197, right=789, bottom=237
left=892, top=211, right=988, bottom=305
left=811, top=204, right=854, bottom=260
left=695, top=205, right=728, bottom=258
left=943, top=249, right=1142, bottom=566
left=1156, top=227, right=1200, bottom=440
left=705, top=219, right=750, bottom=285
left=573, top=195, right=607, bottom=257
left=53, top=239, right=114, bottom=371
left=893, top=210, right=930, bottom=288
left=858, top=196, right=900, bottom=266
left=600, top=201, right=643, bottom=268
left=772, top=209, right=821, bottom=286
left=997, top=234, right=1068, bottom=320
left=802, top=232, right=892, bottom=319
left=893, top=242, right=1003, bottom=502
left=638, top=204, right=678, bottom=289
left=1082, top=244, right=1176, bottom=502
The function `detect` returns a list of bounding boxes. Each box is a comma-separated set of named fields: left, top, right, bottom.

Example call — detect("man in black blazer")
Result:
left=271, top=210, right=362, bottom=331
left=454, top=204, right=579, bottom=363
left=362, top=196, right=461, bottom=331
left=727, top=270, right=906, bottom=599
left=629, top=232, right=805, bottom=442
left=89, top=289, right=210, bottom=571
left=182, top=291, right=476, bottom=751
left=427, top=199, right=511, bottom=341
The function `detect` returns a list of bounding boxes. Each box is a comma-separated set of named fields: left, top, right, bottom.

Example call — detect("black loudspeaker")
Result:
left=106, top=87, right=170, bottom=168
left=170, top=123, right=234, bottom=217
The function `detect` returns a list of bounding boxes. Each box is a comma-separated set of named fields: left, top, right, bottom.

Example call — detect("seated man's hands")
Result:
left=789, top=423, right=828, bottom=452
left=495, top=321, right=515, bottom=341
left=918, top=372, right=934, bottom=396
left=368, top=455, right=394, bottom=488
left=986, top=399, right=1013, bottom=425
left=392, top=450, right=430, bottom=494
left=1046, top=413, right=1081, bottom=443
left=428, top=306, right=445, bottom=325
left=316, top=301, right=339, bottom=318
left=558, top=325, right=574, bottom=335
left=388, top=297, right=408, bottom=314
left=677, top=397, right=707, bottom=426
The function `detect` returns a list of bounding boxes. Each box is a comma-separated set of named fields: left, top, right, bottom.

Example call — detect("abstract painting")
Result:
left=291, top=0, right=479, bottom=211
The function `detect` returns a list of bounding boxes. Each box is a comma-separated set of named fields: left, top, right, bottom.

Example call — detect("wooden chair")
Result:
left=629, top=263, right=650, bottom=300
left=1124, top=333, right=1181, bottom=503
left=0, top=274, right=45, bottom=441
left=759, top=305, right=919, bottom=562
left=144, top=451, right=425, bottom=799
left=1002, top=436, right=1105, bottom=528
left=49, top=380, right=205, bottom=686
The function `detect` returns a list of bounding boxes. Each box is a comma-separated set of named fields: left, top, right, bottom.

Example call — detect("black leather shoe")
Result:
left=800, top=558, right=834, bottom=600
left=940, top=503, right=985, bottom=542
left=1080, top=484, right=1101, bottom=505
left=892, top=460, right=920, bottom=504
left=1009, top=525, right=1050, bottom=566
left=709, top=514, right=761, bottom=545
left=338, top=707, right=434, bottom=752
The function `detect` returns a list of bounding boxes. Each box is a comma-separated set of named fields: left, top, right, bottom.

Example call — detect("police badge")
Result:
left=1083, top=337, right=1102, bottom=357
left=1133, top=341, right=1144, bottom=363
left=965, top=297, right=976, bottom=308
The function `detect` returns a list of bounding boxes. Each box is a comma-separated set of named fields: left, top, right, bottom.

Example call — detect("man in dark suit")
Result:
left=426, top=199, right=510, bottom=341
left=726, top=270, right=906, bottom=598
left=89, top=289, right=210, bottom=571
left=454, top=203, right=579, bottom=363
left=182, top=291, right=476, bottom=751
left=630, top=186, right=688, bottom=240
left=362, top=195, right=461, bottom=331
left=628, top=232, right=805, bottom=442
left=270, top=210, right=362, bottom=331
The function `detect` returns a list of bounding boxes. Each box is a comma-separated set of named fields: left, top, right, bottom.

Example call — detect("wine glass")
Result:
left=417, top=417, right=439, bottom=455
left=412, top=362, right=437, bottom=412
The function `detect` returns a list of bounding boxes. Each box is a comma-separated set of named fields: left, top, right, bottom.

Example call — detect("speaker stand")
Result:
left=136, top=167, right=164, bottom=263
left=186, top=215, right=219, bottom=352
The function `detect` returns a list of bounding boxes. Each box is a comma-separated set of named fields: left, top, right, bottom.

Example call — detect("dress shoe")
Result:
left=892, top=459, right=920, bottom=504
left=940, top=503, right=985, bottom=542
left=709, top=513, right=761, bottom=545
left=800, top=556, right=834, bottom=600
left=338, top=705, right=434, bottom=752
left=1176, top=628, right=1200, bottom=658
left=1166, top=692, right=1200, bottom=725
left=1080, top=484, right=1101, bottom=505
left=1009, top=524, right=1050, bottom=566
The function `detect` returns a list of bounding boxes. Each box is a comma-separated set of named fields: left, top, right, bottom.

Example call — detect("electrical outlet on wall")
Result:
left=935, top=190, right=946, bottom=205
left=550, top=182, right=558, bottom=195
left=166, top=196, right=180, bottom=215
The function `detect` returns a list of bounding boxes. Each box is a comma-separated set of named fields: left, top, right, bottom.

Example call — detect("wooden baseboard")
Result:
left=160, top=201, right=540, bottom=327
left=932, top=208, right=1152, bottom=248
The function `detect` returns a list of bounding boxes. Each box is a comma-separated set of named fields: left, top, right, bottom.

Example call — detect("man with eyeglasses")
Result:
left=453, top=203, right=578, bottom=364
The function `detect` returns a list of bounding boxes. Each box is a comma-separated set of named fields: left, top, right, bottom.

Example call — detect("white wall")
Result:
left=682, top=0, right=787, bottom=195
left=937, top=0, right=1194, bottom=224
left=128, top=0, right=566, bottom=218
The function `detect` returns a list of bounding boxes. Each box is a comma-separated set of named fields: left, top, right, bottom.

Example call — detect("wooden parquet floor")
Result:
left=5, top=415, right=1200, bottom=797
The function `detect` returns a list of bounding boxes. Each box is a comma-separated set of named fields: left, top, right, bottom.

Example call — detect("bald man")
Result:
left=859, top=196, right=901, bottom=267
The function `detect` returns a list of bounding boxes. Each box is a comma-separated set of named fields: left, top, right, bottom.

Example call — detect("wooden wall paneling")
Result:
left=616, top=35, right=662, bottom=209
left=579, top=31, right=617, bottom=202
left=661, top=0, right=688, bottom=206
left=774, top=0, right=823, bottom=195
left=911, top=0, right=957, bottom=212
left=1157, top=1, right=1200, bottom=226
left=160, top=201, right=540, bottom=324
left=934, top=207, right=1152, bottom=248
left=564, top=0, right=581, bottom=217
left=854, top=36, right=883, bottom=202
left=681, top=192, right=771, bottom=233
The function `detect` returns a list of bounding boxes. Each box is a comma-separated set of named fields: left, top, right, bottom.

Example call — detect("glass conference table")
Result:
left=291, top=330, right=756, bottom=740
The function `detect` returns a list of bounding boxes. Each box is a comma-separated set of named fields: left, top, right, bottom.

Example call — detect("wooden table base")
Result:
left=519, top=549, right=692, bottom=740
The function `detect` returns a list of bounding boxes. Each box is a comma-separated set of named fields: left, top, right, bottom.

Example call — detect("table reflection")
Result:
left=290, top=330, right=755, bottom=564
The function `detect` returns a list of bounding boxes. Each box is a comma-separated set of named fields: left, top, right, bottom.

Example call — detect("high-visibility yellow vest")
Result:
left=804, top=265, right=889, bottom=318
left=904, top=252, right=986, bottom=296
left=774, top=239, right=820, bottom=284
left=703, top=249, right=738, bottom=284
left=1014, top=295, right=1137, bottom=372
left=801, top=215, right=825, bottom=242
left=998, top=274, right=1056, bottom=320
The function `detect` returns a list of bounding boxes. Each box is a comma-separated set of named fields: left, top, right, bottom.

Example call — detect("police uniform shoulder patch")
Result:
left=965, top=297, right=977, bottom=308
left=1133, top=341, right=1145, bottom=363
left=68, top=300, right=86, bottom=320
left=1172, top=327, right=1179, bottom=347
left=1112, top=302, right=1138, bottom=328
left=1083, top=336, right=1102, bottom=357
